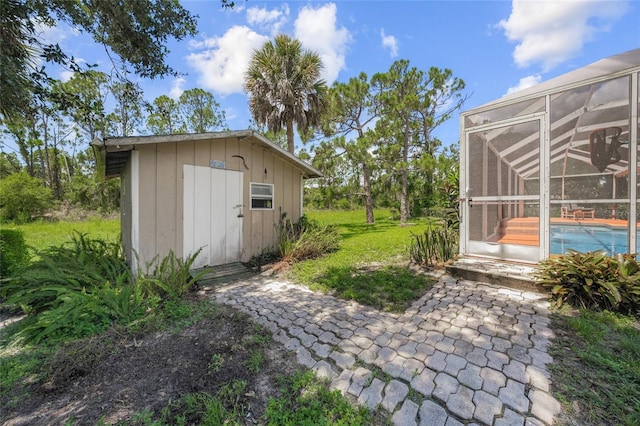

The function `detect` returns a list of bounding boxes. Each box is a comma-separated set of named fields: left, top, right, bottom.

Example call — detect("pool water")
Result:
left=551, top=225, right=629, bottom=256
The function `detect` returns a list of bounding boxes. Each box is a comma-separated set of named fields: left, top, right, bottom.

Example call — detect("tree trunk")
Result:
left=400, top=123, right=410, bottom=224
left=362, top=163, right=374, bottom=224
left=400, top=168, right=409, bottom=223
left=286, top=117, right=295, bottom=154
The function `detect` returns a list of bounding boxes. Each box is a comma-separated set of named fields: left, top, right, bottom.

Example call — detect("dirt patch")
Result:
left=1, top=296, right=303, bottom=426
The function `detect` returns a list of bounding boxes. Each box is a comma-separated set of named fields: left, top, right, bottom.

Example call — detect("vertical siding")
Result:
left=292, top=168, right=302, bottom=222
left=282, top=162, right=295, bottom=220
left=262, top=149, right=275, bottom=248
left=238, top=140, right=253, bottom=258
left=132, top=135, right=308, bottom=266
left=137, top=145, right=157, bottom=268
left=194, top=139, right=210, bottom=167
left=175, top=140, right=195, bottom=256
left=250, top=145, right=265, bottom=258
left=120, top=155, right=133, bottom=266
left=156, top=142, right=177, bottom=258
left=273, top=153, right=285, bottom=225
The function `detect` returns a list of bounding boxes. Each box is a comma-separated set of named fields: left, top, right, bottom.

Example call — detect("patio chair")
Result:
left=574, top=208, right=595, bottom=219
left=560, top=206, right=576, bottom=219
left=561, top=204, right=595, bottom=220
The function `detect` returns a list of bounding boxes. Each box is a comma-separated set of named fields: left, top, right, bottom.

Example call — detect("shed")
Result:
left=93, top=130, right=322, bottom=272
left=459, top=48, right=639, bottom=263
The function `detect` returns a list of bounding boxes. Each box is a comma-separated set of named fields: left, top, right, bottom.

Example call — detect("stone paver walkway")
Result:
left=210, top=274, right=561, bottom=425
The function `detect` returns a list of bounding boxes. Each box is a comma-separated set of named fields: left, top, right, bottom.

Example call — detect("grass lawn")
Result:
left=4, top=218, right=120, bottom=254
left=290, top=209, right=437, bottom=312
left=549, top=309, right=640, bottom=426
left=2, top=210, right=639, bottom=426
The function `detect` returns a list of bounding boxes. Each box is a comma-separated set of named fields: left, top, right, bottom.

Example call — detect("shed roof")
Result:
left=92, top=130, right=322, bottom=179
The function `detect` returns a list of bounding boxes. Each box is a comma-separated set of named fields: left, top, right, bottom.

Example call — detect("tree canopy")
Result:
left=312, top=60, right=467, bottom=223
left=0, top=0, right=202, bottom=123
left=244, top=34, right=327, bottom=154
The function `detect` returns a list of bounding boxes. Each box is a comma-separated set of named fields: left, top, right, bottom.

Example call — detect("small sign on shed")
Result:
left=210, top=160, right=226, bottom=169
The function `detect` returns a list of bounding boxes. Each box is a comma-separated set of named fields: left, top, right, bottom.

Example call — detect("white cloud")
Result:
left=380, top=29, right=398, bottom=58
left=224, top=106, right=238, bottom=122
left=506, top=74, right=542, bottom=95
left=498, top=0, right=628, bottom=70
left=58, top=57, right=86, bottom=82
left=169, top=77, right=186, bottom=99
left=186, top=26, right=269, bottom=96
left=294, top=3, right=351, bottom=84
left=246, top=5, right=289, bottom=35
left=33, top=19, right=73, bottom=45
left=60, top=70, right=75, bottom=82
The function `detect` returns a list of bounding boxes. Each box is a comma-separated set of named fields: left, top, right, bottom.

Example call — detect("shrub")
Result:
left=1, top=233, right=212, bottom=343
left=0, top=229, right=29, bottom=277
left=0, top=233, right=138, bottom=342
left=535, top=250, right=640, bottom=314
left=0, top=171, right=52, bottom=223
left=1, top=232, right=131, bottom=314
left=66, top=174, right=120, bottom=213
left=277, top=215, right=340, bottom=262
left=409, top=224, right=458, bottom=267
left=136, top=249, right=205, bottom=299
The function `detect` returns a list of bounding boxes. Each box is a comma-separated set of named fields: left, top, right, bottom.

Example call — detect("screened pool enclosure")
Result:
left=459, top=48, right=640, bottom=263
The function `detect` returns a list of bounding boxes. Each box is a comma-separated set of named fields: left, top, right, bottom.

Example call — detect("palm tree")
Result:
left=244, top=34, right=326, bottom=154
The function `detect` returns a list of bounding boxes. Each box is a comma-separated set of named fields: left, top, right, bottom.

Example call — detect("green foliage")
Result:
left=244, top=34, right=327, bottom=154
left=0, top=229, right=29, bottom=277
left=1, top=0, right=200, bottom=122
left=0, top=233, right=139, bottom=342
left=14, top=218, right=120, bottom=254
left=159, top=382, right=248, bottom=425
left=277, top=215, right=340, bottom=262
left=291, top=209, right=430, bottom=284
left=535, top=250, right=640, bottom=314
left=66, top=174, right=120, bottom=213
left=136, top=249, right=206, bottom=300
left=266, top=370, right=372, bottom=425
left=247, top=247, right=279, bottom=272
left=1, top=232, right=130, bottom=313
left=178, top=88, right=228, bottom=133
left=245, top=349, right=265, bottom=373
left=0, top=342, right=53, bottom=403
left=549, top=310, right=640, bottom=425
left=315, top=265, right=434, bottom=312
left=0, top=171, right=53, bottom=223
left=0, top=233, right=210, bottom=343
left=208, top=354, right=224, bottom=373
left=409, top=223, right=459, bottom=268
left=0, top=153, right=22, bottom=178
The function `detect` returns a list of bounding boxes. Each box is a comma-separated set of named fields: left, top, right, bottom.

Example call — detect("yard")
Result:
left=1, top=209, right=639, bottom=425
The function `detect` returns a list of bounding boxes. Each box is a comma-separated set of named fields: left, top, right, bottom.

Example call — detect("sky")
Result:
left=37, top=0, right=640, bottom=151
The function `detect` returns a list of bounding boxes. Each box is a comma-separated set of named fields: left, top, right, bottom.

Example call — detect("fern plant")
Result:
left=136, top=249, right=206, bottom=299
left=1, top=232, right=131, bottom=313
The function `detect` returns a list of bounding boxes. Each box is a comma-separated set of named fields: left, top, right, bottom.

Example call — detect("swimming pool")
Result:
left=550, top=225, right=630, bottom=256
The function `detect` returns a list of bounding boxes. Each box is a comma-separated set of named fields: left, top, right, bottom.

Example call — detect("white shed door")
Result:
left=183, top=165, right=243, bottom=268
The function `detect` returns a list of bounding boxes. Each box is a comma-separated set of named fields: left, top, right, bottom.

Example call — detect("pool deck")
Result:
left=497, top=217, right=635, bottom=246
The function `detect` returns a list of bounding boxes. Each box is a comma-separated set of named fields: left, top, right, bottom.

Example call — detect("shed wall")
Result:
left=120, top=154, right=133, bottom=267
left=131, top=136, right=304, bottom=268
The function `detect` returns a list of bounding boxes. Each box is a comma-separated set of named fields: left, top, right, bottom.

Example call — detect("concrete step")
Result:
left=446, top=257, right=542, bottom=293
left=191, top=262, right=255, bottom=288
